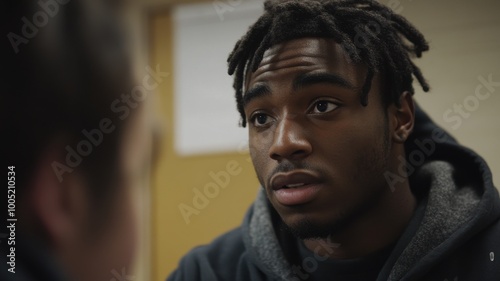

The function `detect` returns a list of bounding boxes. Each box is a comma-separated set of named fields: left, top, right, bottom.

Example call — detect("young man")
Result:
left=168, top=0, right=500, bottom=280
left=1, top=1, right=152, bottom=280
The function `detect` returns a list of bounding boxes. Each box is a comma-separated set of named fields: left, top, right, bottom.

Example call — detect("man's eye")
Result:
left=311, top=100, right=338, bottom=114
left=251, top=113, right=272, bottom=127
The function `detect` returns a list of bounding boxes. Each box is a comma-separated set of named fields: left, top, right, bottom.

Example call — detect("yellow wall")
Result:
left=149, top=10, right=260, bottom=281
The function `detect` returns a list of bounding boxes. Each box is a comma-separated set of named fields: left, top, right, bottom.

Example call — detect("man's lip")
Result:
left=270, top=170, right=322, bottom=190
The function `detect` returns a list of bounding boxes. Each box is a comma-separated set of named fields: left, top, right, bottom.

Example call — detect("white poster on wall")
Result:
left=173, top=1, right=264, bottom=156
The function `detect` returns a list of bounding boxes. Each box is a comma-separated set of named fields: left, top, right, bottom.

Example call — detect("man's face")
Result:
left=244, top=38, right=393, bottom=239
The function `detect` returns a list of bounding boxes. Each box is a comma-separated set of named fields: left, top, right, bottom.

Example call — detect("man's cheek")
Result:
left=252, top=155, right=267, bottom=176
left=249, top=151, right=268, bottom=186
left=249, top=140, right=267, bottom=163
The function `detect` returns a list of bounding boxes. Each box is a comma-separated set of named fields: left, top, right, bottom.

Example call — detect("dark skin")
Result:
left=243, top=37, right=416, bottom=259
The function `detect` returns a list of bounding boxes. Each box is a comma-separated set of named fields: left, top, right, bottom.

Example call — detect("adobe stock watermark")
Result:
left=340, top=0, right=413, bottom=63
left=443, top=74, right=499, bottom=130
left=178, top=139, right=253, bottom=224
left=212, top=0, right=243, bottom=21
left=110, top=267, right=134, bottom=281
left=51, top=65, right=169, bottom=182
left=341, top=20, right=383, bottom=63
left=178, top=160, right=243, bottom=224
left=384, top=127, right=452, bottom=192
left=385, top=74, right=498, bottom=192
left=7, top=0, right=70, bottom=54
left=383, top=0, right=412, bottom=14
left=284, top=236, right=341, bottom=281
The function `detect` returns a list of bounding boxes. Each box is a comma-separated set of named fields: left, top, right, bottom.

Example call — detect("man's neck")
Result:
left=303, top=182, right=417, bottom=260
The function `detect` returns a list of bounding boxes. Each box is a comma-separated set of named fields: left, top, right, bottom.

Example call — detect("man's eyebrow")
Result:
left=293, top=72, right=355, bottom=90
left=242, top=84, right=272, bottom=108
left=242, top=73, right=353, bottom=108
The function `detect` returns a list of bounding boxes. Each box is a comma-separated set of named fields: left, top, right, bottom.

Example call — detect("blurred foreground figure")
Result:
left=1, top=1, right=151, bottom=280
left=168, top=0, right=500, bottom=280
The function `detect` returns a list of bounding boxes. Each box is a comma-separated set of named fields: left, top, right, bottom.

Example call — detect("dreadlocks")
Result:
left=228, top=0, right=430, bottom=127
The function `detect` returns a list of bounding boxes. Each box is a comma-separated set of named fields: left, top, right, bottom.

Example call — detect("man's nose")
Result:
left=268, top=116, right=312, bottom=161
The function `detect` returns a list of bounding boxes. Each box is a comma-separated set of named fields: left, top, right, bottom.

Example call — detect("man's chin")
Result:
left=280, top=218, right=345, bottom=240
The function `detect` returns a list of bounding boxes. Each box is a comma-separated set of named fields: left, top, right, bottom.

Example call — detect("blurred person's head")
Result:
left=1, top=0, right=151, bottom=280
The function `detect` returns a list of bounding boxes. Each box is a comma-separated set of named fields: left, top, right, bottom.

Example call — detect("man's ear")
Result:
left=390, top=92, right=415, bottom=143
left=28, top=141, right=89, bottom=249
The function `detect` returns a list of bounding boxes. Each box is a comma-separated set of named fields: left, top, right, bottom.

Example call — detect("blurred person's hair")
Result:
left=1, top=0, right=134, bottom=231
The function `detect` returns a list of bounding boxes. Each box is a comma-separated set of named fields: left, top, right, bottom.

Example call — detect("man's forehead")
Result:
left=244, top=37, right=356, bottom=90
left=260, top=37, right=345, bottom=63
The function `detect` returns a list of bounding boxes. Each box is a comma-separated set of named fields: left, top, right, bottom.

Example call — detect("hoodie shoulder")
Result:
left=417, top=216, right=500, bottom=280
left=166, top=227, right=266, bottom=281
left=166, top=228, right=243, bottom=281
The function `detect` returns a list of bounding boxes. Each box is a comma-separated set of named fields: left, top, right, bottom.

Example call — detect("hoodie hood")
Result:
left=241, top=105, right=500, bottom=281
